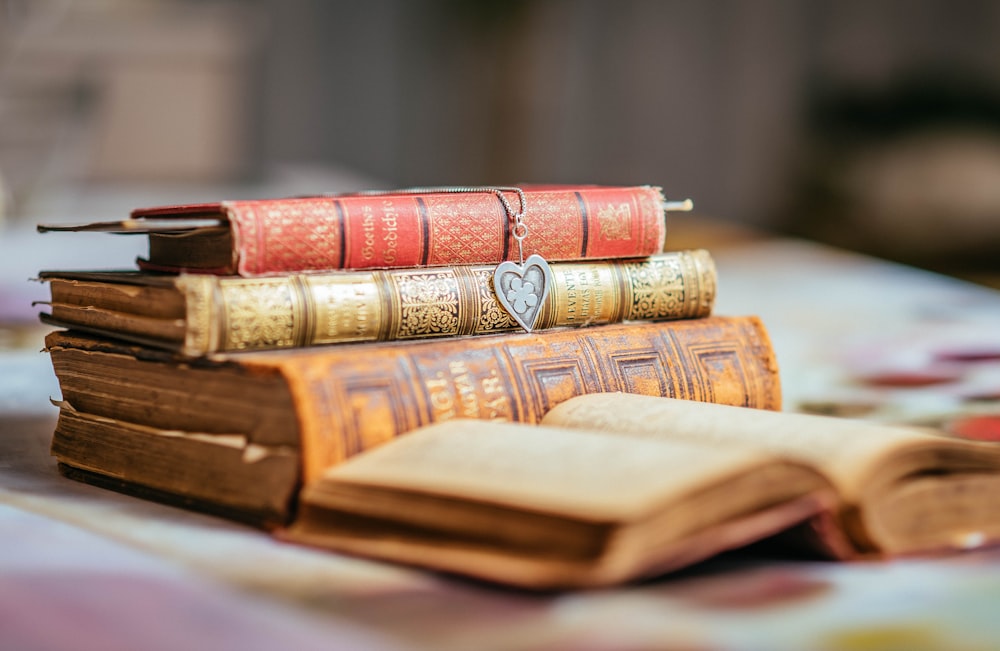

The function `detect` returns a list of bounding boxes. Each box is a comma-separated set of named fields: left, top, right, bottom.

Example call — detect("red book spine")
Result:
left=222, top=186, right=665, bottom=275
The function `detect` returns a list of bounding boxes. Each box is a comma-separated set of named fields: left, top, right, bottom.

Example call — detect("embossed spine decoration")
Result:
left=43, top=314, right=778, bottom=517
left=152, top=186, right=667, bottom=275
left=258, top=315, right=780, bottom=482
left=174, top=250, right=716, bottom=355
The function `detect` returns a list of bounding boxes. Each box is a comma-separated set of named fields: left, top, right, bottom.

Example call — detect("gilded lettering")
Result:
left=565, top=272, right=578, bottom=322
left=426, top=373, right=456, bottom=418
left=591, top=269, right=604, bottom=317
left=483, top=395, right=510, bottom=420
left=361, top=205, right=376, bottom=260
left=446, top=360, right=478, bottom=417
left=381, top=199, right=399, bottom=265
left=481, top=371, right=504, bottom=396
left=323, top=291, right=339, bottom=337
left=573, top=269, right=604, bottom=322
left=480, top=369, right=509, bottom=419
left=352, top=296, right=368, bottom=336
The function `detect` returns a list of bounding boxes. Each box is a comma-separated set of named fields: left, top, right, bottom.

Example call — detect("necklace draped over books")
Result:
left=350, top=186, right=551, bottom=332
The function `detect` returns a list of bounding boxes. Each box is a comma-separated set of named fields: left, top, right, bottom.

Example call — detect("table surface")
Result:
left=2, top=207, right=1000, bottom=651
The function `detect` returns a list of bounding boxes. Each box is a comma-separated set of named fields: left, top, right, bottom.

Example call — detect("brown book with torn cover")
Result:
left=45, top=315, right=780, bottom=527
left=36, top=250, right=716, bottom=355
left=281, top=395, right=1000, bottom=589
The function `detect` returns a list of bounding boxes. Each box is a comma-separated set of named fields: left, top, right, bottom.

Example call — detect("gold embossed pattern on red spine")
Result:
left=223, top=186, right=666, bottom=275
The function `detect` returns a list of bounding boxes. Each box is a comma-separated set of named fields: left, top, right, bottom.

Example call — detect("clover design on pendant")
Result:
left=506, top=277, right=538, bottom=314
left=493, top=255, right=552, bottom=332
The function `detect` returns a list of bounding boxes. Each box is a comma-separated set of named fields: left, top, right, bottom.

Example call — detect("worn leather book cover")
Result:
left=45, top=316, right=781, bottom=489
left=39, top=250, right=716, bottom=355
left=39, top=186, right=671, bottom=275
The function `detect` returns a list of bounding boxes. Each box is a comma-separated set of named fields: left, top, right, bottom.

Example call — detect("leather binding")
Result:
left=40, top=250, right=716, bottom=355
left=45, top=315, right=781, bottom=484
left=65, top=186, right=669, bottom=275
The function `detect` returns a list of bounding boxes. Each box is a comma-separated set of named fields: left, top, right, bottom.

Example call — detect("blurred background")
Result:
left=2, top=0, right=1000, bottom=292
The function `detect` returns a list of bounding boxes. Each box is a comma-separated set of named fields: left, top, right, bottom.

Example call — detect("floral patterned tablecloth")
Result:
left=2, top=231, right=1000, bottom=651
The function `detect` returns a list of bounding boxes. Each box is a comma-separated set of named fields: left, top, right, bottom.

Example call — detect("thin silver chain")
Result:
left=335, top=186, right=529, bottom=264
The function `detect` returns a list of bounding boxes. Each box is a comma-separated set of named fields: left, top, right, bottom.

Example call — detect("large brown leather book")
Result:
left=37, top=186, right=676, bottom=275
left=37, top=250, right=716, bottom=355
left=283, top=395, right=1000, bottom=589
left=45, top=315, right=781, bottom=527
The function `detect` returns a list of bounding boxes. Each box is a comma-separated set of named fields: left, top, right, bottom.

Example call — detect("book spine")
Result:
left=261, top=315, right=781, bottom=482
left=224, top=186, right=666, bottom=275
left=176, top=250, right=717, bottom=355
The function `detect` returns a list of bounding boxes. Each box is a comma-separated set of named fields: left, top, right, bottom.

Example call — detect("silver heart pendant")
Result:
left=493, top=254, right=553, bottom=332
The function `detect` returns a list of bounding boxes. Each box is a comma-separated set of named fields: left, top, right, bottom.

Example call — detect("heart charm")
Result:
left=493, top=254, right=553, bottom=332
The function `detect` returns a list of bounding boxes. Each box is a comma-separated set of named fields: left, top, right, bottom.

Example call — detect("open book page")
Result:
left=542, top=393, right=999, bottom=503
left=289, top=419, right=830, bottom=588
left=307, top=419, right=790, bottom=523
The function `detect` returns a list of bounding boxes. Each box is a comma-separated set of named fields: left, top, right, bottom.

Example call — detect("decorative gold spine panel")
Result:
left=178, top=250, right=716, bottom=354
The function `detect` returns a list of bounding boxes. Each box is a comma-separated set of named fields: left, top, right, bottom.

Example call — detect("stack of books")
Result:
left=36, top=185, right=1000, bottom=589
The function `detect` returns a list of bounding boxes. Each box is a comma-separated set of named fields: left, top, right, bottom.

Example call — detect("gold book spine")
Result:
left=177, top=250, right=716, bottom=355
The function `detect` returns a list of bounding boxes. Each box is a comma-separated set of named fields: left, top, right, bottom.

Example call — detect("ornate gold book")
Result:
left=38, top=250, right=716, bottom=355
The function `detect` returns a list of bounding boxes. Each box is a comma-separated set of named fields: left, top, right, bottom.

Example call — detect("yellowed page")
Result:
left=542, top=393, right=953, bottom=501
left=315, top=419, right=781, bottom=523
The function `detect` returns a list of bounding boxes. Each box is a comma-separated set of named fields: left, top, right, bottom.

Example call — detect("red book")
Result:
left=40, top=186, right=672, bottom=276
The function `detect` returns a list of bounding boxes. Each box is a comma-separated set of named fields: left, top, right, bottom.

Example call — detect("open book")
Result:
left=283, top=394, right=1000, bottom=589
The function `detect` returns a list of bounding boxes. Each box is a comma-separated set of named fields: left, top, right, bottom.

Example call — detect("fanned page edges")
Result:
left=282, top=420, right=834, bottom=589
left=284, top=493, right=833, bottom=589
left=543, top=393, right=1000, bottom=558
left=128, top=186, right=668, bottom=275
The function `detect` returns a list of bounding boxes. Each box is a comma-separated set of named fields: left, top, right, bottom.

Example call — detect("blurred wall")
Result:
left=3, top=0, right=1000, bottom=278
left=259, top=0, right=1000, bottom=230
